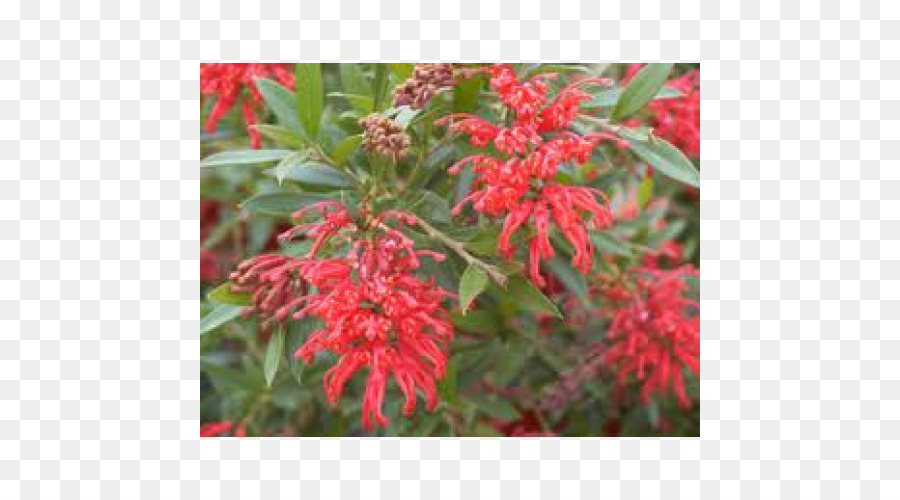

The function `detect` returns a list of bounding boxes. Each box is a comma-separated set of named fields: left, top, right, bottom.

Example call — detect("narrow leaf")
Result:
left=585, top=85, right=682, bottom=108
left=253, top=124, right=305, bottom=149
left=387, top=63, right=414, bottom=82
left=328, top=92, right=374, bottom=113
left=274, top=152, right=309, bottom=185
left=240, top=192, right=327, bottom=218
left=296, top=63, right=324, bottom=140
left=506, top=276, right=562, bottom=318
left=264, top=329, right=284, bottom=387
left=637, top=174, right=655, bottom=208
left=207, top=282, right=252, bottom=306
left=200, top=304, right=243, bottom=336
left=264, top=162, right=353, bottom=189
left=331, top=134, right=362, bottom=165
left=340, top=64, right=370, bottom=96
left=611, top=63, right=673, bottom=121
left=201, top=149, right=292, bottom=168
left=546, top=258, right=590, bottom=307
left=625, top=136, right=700, bottom=188
left=590, top=232, right=633, bottom=257
left=255, top=78, right=303, bottom=135
left=459, top=264, right=489, bottom=315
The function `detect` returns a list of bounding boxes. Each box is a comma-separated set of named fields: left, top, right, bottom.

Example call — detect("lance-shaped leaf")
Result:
left=201, top=149, right=292, bottom=168
left=264, top=329, right=284, bottom=387
left=256, top=77, right=303, bottom=135
left=506, top=276, right=562, bottom=318
left=296, top=63, right=324, bottom=140
left=200, top=304, right=243, bottom=336
left=207, top=281, right=252, bottom=306
left=240, top=192, right=329, bottom=218
left=611, top=63, right=673, bottom=121
left=264, top=162, right=354, bottom=189
left=625, top=135, right=700, bottom=188
left=458, top=264, right=489, bottom=315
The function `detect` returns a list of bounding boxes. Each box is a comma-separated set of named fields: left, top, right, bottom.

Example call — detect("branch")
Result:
left=416, top=218, right=509, bottom=288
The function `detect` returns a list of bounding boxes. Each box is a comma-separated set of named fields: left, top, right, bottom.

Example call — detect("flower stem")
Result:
left=415, top=218, right=509, bottom=288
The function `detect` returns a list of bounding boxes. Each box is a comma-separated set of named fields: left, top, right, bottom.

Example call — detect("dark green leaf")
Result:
left=450, top=309, right=501, bottom=332
left=546, top=258, right=590, bottom=307
left=459, top=264, right=489, bottom=314
left=200, top=304, right=243, bottom=336
left=264, top=162, right=354, bottom=189
left=410, top=190, right=450, bottom=223
left=506, top=276, right=562, bottom=318
left=453, top=76, right=483, bottom=113
left=286, top=318, right=322, bottom=385
left=585, top=85, right=682, bottom=108
left=207, top=282, right=252, bottom=306
left=240, top=192, right=327, bottom=218
left=296, top=63, right=324, bottom=140
left=331, top=134, right=362, bottom=165
left=201, top=361, right=263, bottom=392
left=475, top=398, right=519, bottom=420
left=264, top=329, right=284, bottom=387
left=255, top=78, right=304, bottom=135
left=201, top=149, right=293, bottom=167
left=625, top=136, right=700, bottom=188
left=611, top=63, right=673, bottom=121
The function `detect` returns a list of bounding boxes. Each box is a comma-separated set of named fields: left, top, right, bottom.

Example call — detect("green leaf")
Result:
left=207, top=282, right=252, bottom=306
left=410, top=190, right=450, bottom=224
left=200, top=304, right=243, bottom=336
left=459, top=264, right=489, bottom=314
left=296, top=63, right=324, bottom=140
left=392, top=106, right=420, bottom=128
left=264, top=162, right=353, bottom=189
left=453, top=76, right=483, bottom=113
left=331, top=134, right=362, bottom=165
left=328, top=92, right=374, bottom=113
left=255, top=78, right=303, bottom=135
left=590, top=232, right=633, bottom=257
left=286, top=318, right=322, bottom=384
left=637, top=174, right=655, bottom=208
left=545, top=258, right=590, bottom=307
left=388, top=63, right=415, bottom=82
left=264, top=329, right=284, bottom=388
left=586, top=85, right=682, bottom=108
left=201, top=361, right=263, bottom=392
left=201, top=149, right=293, bottom=168
left=523, top=64, right=590, bottom=79
left=625, top=136, right=700, bottom=188
left=475, top=398, right=519, bottom=421
left=340, top=64, right=370, bottom=96
left=253, top=124, right=305, bottom=149
left=240, top=192, right=327, bottom=218
left=611, top=63, right=673, bottom=121
left=450, top=309, right=501, bottom=332
left=274, top=152, right=310, bottom=185
left=506, top=276, right=562, bottom=318
left=372, top=64, right=389, bottom=110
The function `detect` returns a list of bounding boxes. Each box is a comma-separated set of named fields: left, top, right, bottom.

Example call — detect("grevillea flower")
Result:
left=230, top=202, right=454, bottom=431
left=200, top=421, right=233, bottom=437
left=603, top=265, right=699, bottom=409
left=200, top=63, right=295, bottom=149
left=438, top=66, right=614, bottom=286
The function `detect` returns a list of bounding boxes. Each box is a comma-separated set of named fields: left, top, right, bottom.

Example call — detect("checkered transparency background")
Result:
left=0, top=0, right=895, bottom=498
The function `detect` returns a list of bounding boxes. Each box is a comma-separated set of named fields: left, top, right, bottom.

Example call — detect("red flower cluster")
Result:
left=201, top=63, right=295, bottom=149
left=438, top=64, right=615, bottom=286
left=231, top=202, right=453, bottom=431
left=603, top=266, right=699, bottom=409
left=625, top=64, right=700, bottom=158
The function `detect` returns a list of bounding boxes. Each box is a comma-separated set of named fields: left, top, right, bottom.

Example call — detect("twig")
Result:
left=416, top=218, right=509, bottom=288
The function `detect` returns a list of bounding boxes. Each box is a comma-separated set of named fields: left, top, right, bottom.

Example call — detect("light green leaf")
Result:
left=328, top=92, right=374, bottom=113
left=340, top=64, right=370, bottom=96
left=296, top=63, right=324, bottom=140
left=207, top=281, right=252, bottom=306
left=200, top=304, right=243, bottom=336
left=331, top=134, right=362, bottom=165
left=253, top=124, right=305, bottom=149
left=387, top=63, right=414, bottom=82
left=240, top=192, right=327, bottom=218
left=392, top=106, right=420, bottom=128
left=611, top=63, right=673, bottom=121
left=506, top=276, right=562, bottom=318
left=255, top=78, right=303, bottom=135
left=590, top=232, right=633, bottom=257
left=625, top=136, right=700, bottom=188
left=264, top=329, right=284, bottom=388
left=585, top=85, right=682, bottom=108
left=201, top=149, right=292, bottom=167
left=638, top=174, right=655, bottom=208
left=264, top=162, right=354, bottom=189
left=274, top=152, right=310, bottom=185
left=459, top=264, right=489, bottom=314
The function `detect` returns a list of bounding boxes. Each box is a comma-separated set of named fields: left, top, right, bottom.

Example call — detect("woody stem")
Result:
left=415, top=218, right=509, bottom=288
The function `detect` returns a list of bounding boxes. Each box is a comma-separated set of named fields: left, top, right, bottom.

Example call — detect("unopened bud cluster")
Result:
left=359, top=114, right=410, bottom=162
left=392, top=63, right=455, bottom=109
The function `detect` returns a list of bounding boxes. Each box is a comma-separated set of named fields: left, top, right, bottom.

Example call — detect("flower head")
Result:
left=393, top=63, right=456, bottom=109
left=359, top=114, right=411, bottom=162
left=200, top=63, right=295, bottom=148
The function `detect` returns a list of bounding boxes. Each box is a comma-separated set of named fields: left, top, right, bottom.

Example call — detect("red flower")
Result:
left=201, top=63, right=295, bottom=148
left=232, top=202, right=454, bottom=431
left=200, top=421, right=233, bottom=437
left=440, top=64, right=614, bottom=287
left=623, top=64, right=699, bottom=158
left=603, top=266, right=699, bottom=409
